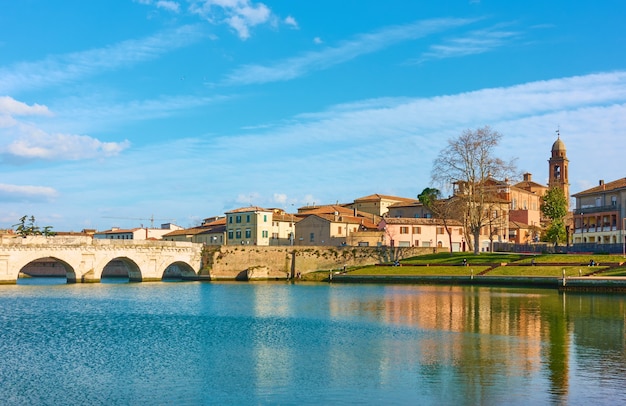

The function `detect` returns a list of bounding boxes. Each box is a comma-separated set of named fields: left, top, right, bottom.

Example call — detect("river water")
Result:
left=1, top=279, right=625, bottom=405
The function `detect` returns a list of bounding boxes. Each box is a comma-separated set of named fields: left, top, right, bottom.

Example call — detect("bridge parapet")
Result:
left=0, top=236, right=203, bottom=284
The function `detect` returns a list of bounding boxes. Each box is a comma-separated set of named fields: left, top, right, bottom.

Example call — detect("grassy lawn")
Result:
left=350, top=265, right=491, bottom=276
left=591, top=266, right=626, bottom=277
left=399, top=252, right=526, bottom=265
left=486, top=266, right=607, bottom=277
left=514, top=254, right=623, bottom=265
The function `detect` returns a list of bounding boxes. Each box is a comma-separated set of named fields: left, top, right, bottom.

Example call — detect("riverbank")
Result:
left=320, top=252, right=626, bottom=292
left=328, top=273, right=626, bottom=292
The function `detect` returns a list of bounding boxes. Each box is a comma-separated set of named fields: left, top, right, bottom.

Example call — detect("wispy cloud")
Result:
left=4, top=71, right=625, bottom=229
left=0, top=96, right=130, bottom=163
left=0, top=24, right=206, bottom=94
left=49, top=94, right=234, bottom=134
left=156, top=0, right=181, bottom=13
left=221, top=17, right=477, bottom=85
left=0, top=183, right=59, bottom=202
left=284, top=15, right=298, bottom=29
left=201, top=71, right=626, bottom=203
left=413, top=23, right=522, bottom=64
left=189, top=0, right=272, bottom=40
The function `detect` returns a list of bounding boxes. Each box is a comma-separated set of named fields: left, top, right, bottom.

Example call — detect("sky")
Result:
left=1, top=1, right=625, bottom=231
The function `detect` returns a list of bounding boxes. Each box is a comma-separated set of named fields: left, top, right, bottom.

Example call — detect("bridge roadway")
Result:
left=0, top=236, right=204, bottom=284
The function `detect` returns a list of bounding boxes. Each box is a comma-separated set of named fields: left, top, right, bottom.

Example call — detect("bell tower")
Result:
left=548, top=130, right=570, bottom=210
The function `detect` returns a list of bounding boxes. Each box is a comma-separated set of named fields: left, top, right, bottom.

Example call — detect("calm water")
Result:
left=1, top=279, right=625, bottom=405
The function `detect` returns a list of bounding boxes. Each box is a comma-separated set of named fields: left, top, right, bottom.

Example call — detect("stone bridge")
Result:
left=0, top=236, right=204, bottom=284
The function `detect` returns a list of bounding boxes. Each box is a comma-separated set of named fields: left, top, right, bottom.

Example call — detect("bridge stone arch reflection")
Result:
left=100, top=257, right=143, bottom=282
left=163, top=261, right=197, bottom=280
left=0, top=236, right=203, bottom=284
left=19, top=256, right=78, bottom=282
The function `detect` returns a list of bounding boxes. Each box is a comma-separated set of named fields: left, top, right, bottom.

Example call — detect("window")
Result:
left=612, top=196, right=617, bottom=206
left=263, top=215, right=267, bottom=222
left=229, top=217, right=233, bottom=224
left=236, top=215, right=241, bottom=223
left=511, top=198, right=517, bottom=210
left=436, top=227, right=444, bottom=235
left=310, top=232, right=315, bottom=242
left=412, top=226, right=421, bottom=234
left=235, top=230, right=241, bottom=239
left=245, top=229, right=251, bottom=238
left=400, top=227, right=409, bottom=234
left=272, top=232, right=279, bottom=239
left=246, top=215, right=250, bottom=222
left=338, top=226, right=342, bottom=234
left=262, top=230, right=268, bottom=238
left=228, top=230, right=233, bottom=239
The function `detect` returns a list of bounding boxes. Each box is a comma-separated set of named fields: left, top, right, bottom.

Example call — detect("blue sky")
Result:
left=1, top=1, right=625, bottom=231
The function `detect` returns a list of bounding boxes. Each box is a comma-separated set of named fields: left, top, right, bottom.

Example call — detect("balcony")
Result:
left=574, top=205, right=620, bottom=215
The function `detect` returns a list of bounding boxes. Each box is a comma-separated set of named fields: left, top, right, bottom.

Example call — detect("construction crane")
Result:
left=102, top=215, right=176, bottom=229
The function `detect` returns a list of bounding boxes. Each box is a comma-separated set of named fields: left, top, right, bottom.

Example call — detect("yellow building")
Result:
left=225, top=206, right=273, bottom=246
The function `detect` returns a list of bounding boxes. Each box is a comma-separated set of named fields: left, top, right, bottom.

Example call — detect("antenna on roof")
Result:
left=556, top=126, right=560, bottom=139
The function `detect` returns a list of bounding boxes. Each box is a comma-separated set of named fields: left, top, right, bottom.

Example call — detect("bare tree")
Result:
left=431, top=126, right=517, bottom=255
left=418, top=187, right=464, bottom=253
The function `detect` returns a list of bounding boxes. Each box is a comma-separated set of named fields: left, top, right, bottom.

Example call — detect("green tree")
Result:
left=12, top=215, right=53, bottom=237
left=431, top=126, right=517, bottom=254
left=541, top=187, right=568, bottom=244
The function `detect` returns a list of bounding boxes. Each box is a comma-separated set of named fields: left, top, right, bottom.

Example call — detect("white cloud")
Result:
left=273, top=193, right=287, bottom=205
left=0, top=96, right=130, bottom=162
left=0, top=96, right=52, bottom=117
left=0, top=24, right=205, bottom=94
left=156, top=1, right=181, bottom=12
left=284, top=16, right=298, bottom=29
left=189, top=0, right=272, bottom=40
left=313, top=37, right=323, bottom=45
left=3, top=129, right=130, bottom=161
left=222, top=17, right=476, bottom=85
left=414, top=24, right=522, bottom=63
left=0, top=183, right=59, bottom=202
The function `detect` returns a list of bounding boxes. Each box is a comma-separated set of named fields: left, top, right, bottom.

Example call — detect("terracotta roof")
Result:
left=97, top=228, right=140, bottom=234
left=304, top=213, right=378, bottom=229
left=225, top=206, right=271, bottom=214
left=508, top=220, right=531, bottom=230
left=204, top=217, right=226, bottom=226
left=163, top=227, right=208, bottom=237
left=513, top=180, right=547, bottom=191
left=381, top=217, right=462, bottom=227
left=572, top=178, right=626, bottom=197
left=388, top=200, right=422, bottom=208
left=353, top=194, right=414, bottom=203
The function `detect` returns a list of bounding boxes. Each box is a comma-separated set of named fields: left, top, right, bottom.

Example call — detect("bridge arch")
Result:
left=162, top=261, right=197, bottom=280
left=98, top=257, right=143, bottom=282
left=18, top=256, right=77, bottom=283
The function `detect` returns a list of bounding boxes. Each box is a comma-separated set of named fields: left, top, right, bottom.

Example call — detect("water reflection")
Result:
left=0, top=283, right=625, bottom=404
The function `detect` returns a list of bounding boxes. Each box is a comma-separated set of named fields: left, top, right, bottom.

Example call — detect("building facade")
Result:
left=225, top=207, right=273, bottom=246
left=94, top=223, right=182, bottom=240
left=572, top=178, right=626, bottom=244
left=378, top=217, right=465, bottom=251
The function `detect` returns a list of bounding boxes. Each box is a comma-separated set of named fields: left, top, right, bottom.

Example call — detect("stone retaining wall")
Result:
left=201, top=245, right=439, bottom=280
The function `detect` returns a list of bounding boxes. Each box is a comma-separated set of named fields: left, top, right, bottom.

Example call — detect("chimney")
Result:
left=600, top=180, right=605, bottom=190
left=523, top=173, right=532, bottom=182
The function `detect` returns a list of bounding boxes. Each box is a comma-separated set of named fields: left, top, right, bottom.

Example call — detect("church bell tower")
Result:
left=548, top=130, right=570, bottom=210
